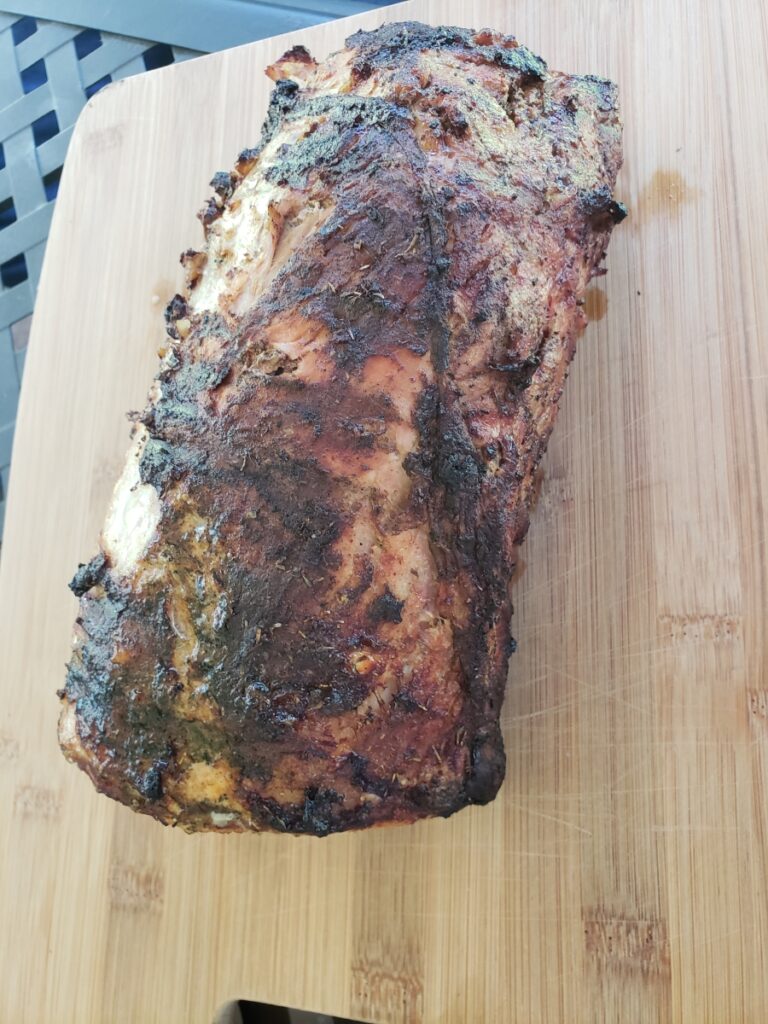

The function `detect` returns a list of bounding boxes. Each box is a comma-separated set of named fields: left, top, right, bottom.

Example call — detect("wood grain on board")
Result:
left=0, top=0, right=766, bottom=1021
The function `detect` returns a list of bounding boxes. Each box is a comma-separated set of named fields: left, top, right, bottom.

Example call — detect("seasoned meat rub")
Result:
left=59, top=22, right=624, bottom=834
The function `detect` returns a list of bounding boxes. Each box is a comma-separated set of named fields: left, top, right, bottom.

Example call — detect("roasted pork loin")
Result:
left=60, top=22, right=624, bottom=834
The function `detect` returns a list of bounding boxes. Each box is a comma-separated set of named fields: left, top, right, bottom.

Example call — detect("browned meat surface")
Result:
left=59, top=22, right=624, bottom=835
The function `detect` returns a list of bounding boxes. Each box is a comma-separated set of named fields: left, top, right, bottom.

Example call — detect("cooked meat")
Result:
left=59, top=21, right=624, bottom=835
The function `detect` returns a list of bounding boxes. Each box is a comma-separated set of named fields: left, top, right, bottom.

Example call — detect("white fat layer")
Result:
left=59, top=701, right=77, bottom=745
left=102, top=426, right=161, bottom=577
left=189, top=118, right=315, bottom=316
left=190, top=177, right=286, bottom=314
left=210, top=812, right=238, bottom=826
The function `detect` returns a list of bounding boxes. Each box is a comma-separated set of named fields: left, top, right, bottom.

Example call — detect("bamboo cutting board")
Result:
left=1, top=0, right=766, bottom=1020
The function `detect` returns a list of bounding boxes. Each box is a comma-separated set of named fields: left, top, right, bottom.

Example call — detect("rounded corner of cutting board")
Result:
left=69, top=76, right=142, bottom=149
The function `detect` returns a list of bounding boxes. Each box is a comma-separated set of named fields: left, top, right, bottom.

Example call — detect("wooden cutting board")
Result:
left=1, top=0, right=766, bottom=1020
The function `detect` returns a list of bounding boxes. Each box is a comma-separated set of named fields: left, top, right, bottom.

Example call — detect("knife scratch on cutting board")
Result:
left=508, top=801, right=593, bottom=836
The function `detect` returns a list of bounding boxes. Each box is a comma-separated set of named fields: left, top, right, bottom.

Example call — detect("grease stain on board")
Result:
left=584, top=287, right=608, bottom=322
left=637, top=169, right=697, bottom=219
left=151, top=279, right=176, bottom=318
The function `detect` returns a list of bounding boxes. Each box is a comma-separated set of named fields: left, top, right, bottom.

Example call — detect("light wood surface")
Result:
left=1, top=1, right=766, bottom=1021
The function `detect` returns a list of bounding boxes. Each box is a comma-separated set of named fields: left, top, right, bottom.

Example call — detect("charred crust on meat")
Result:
left=69, top=552, right=107, bottom=597
left=198, top=196, right=222, bottom=229
left=164, top=293, right=188, bottom=339
left=263, top=95, right=410, bottom=191
left=280, top=44, right=315, bottom=66
left=341, top=559, right=374, bottom=602
left=235, top=146, right=260, bottom=175
left=368, top=588, right=405, bottom=624
left=607, top=199, right=628, bottom=223
left=466, top=731, right=506, bottom=804
left=348, top=752, right=391, bottom=797
left=261, top=78, right=301, bottom=145
left=490, top=352, right=542, bottom=389
left=346, top=21, right=546, bottom=81
left=351, top=58, right=373, bottom=83
left=580, top=184, right=628, bottom=225
left=435, top=410, right=486, bottom=501
left=180, top=248, right=207, bottom=288
left=582, top=74, right=618, bottom=112
left=210, top=170, right=237, bottom=200
left=138, top=436, right=201, bottom=491
left=134, top=762, right=165, bottom=800
left=439, top=107, right=469, bottom=137
left=300, top=785, right=344, bottom=835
